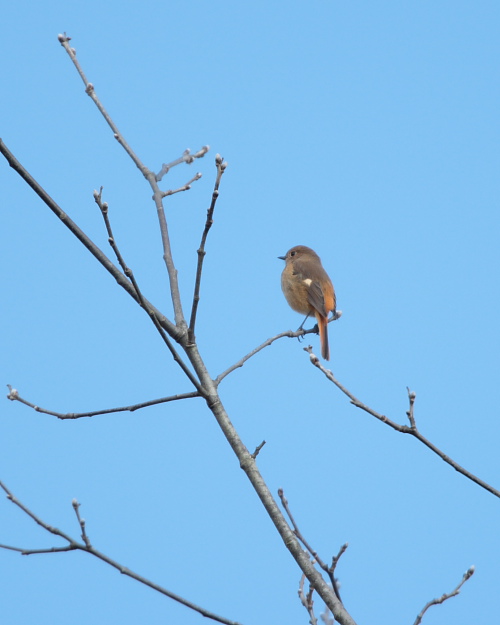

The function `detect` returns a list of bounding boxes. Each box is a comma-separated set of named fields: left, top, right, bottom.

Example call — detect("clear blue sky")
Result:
left=1, top=2, right=499, bottom=624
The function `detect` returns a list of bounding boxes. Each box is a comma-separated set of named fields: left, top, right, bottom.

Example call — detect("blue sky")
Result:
left=1, top=2, right=499, bottom=624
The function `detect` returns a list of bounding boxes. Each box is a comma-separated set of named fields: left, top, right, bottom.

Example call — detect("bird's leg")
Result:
left=296, top=313, right=310, bottom=342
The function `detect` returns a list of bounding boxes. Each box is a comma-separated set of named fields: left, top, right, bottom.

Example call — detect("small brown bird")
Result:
left=279, top=245, right=336, bottom=360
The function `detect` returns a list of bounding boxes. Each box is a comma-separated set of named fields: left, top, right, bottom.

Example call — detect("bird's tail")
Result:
left=316, top=313, right=330, bottom=360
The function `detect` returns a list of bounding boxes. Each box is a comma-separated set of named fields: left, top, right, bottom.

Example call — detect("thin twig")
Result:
left=1, top=480, right=77, bottom=544
left=215, top=312, right=342, bottom=385
left=331, top=543, right=349, bottom=577
left=406, top=386, right=417, bottom=428
left=6, top=385, right=200, bottom=419
left=156, top=146, right=209, bottom=182
left=251, top=440, right=266, bottom=459
left=72, top=499, right=91, bottom=548
left=278, top=489, right=326, bottom=566
left=162, top=172, right=203, bottom=197
left=58, top=34, right=147, bottom=174
left=298, top=573, right=318, bottom=625
left=213, top=330, right=311, bottom=385
left=93, top=187, right=132, bottom=281
left=188, top=154, right=227, bottom=343
left=413, top=566, right=475, bottom=625
left=278, top=489, right=343, bottom=603
left=215, top=332, right=296, bottom=385
left=152, top=182, right=187, bottom=326
left=304, top=346, right=500, bottom=499
left=0, top=543, right=76, bottom=555
left=0, top=481, right=242, bottom=625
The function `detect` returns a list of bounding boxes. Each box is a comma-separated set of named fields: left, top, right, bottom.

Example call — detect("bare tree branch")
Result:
left=304, top=346, right=500, bottom=499
left=0, top=481, right=243, bottom=625
left=6, top=385, right=200, bottom=419
left=298, top=573, right=319, bottom=625
left=189, top=154, right=227, bottom=343
left=279, top=488, right=344, bottom=603
left=215, top=312, right=342, bottom=385
left=93, top=186, right=134, bottom=283
left=412, top=566, right=475, bottom=625
left=0, top=543, right=77, bottom=555
left=331, top=543, right=349, bottom=578
left=72, top=499, right=92, bottom=548
left=57, top=34, right=147, bottom=175
left=215, top=331, right=298, bottom=384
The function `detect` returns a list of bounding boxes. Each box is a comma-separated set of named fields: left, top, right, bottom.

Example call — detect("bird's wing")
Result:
left=292, top=259, right=329, bottom=318
left=306, top=280, right=328, bottom=318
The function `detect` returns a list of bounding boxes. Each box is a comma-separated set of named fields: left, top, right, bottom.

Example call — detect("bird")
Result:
left=279, top=245, right=336, bottom=360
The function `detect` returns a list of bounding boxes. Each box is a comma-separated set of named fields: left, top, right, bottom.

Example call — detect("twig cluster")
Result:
left=0, top=481, right=241, bottom=625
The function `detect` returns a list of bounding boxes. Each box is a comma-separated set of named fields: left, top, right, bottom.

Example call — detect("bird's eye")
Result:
left=291, top=251, right=296, bottom=256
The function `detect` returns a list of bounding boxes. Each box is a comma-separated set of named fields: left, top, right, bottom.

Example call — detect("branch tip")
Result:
left=7, top=384, right=19, bottom=400
left=304, top=345, right=319, bottom=364
left=251, top=440, right=266, bottom=459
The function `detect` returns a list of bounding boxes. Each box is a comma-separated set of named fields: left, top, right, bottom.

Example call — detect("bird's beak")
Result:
left=278, top=255, right=286, bottom=260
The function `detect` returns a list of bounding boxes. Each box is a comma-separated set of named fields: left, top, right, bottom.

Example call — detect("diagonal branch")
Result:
left=0, top=481, right=243, bottom=625
left=214, top=330, right=314, bottom=385
left=0, top=138, right=180, bottom=341
left=413, top=566, right=475, bottom=625
left=57, top=34, right=147, bottom=175
left=188, top=154, right=227, bottom=343
left=7, top=385, right=200, bottom=419
left=304, top=346, right=500, bottom=499
left=215, top=313, right=342, bottom=385
left=58, top=33, right=188, bottom=327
